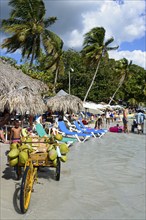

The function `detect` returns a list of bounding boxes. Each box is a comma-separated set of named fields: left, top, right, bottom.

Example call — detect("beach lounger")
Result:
left=35, top=123, right=77, bottom=146
left=58, top=121, right=92, bottom=142
left=78, top=120, right=108, bottom=134
left=73, top=120, right=104, bottom=138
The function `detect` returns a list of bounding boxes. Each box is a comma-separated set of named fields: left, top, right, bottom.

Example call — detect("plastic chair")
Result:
left=35, top=123, right=77, bottom=145
left=78, top=120, right=108, bottom=134
left=73, top=121, right=105, bottom=138
left=58, top=121, right=92, bottom=142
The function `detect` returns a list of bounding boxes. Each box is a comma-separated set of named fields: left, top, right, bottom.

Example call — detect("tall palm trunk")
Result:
left=83, top=56, right=101, bottom=102
left=30, top=37, right=37, bottom=67
left=53, top=65, right=59, bottom=94
left=108, top=74, right=125, bottom=105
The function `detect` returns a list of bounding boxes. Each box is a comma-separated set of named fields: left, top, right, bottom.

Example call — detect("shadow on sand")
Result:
left=2, top=166, right=59, bottom=214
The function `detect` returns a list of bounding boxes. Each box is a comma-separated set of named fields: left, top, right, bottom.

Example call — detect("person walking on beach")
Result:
left=0, top=128, right=9, bottom=143
left=135, top=110, right=145, bottom=134
left=105, top=109, right=110, bottom=128
left=94, top=116, right=103, bottom=129
left=10, top=121, right=22, bottom=143
left=122, top=107, right=129, bottom=133
left=0, top=108, right=10, bottom=143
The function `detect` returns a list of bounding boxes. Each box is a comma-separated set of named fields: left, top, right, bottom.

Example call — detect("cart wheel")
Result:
left=20, top=166, right=34, bottom=213
left=55, top=157, right=61, bottom=181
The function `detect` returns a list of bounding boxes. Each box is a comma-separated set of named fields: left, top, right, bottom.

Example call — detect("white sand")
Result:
left=0, top=121, right=145, bottom=220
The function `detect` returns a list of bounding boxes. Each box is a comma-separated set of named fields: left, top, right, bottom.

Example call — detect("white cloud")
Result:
left=66, top=30, right=83, bottom=48
left=64, top=0, right=145, bottom=69
left=109, top=50, right=146, bottom=69
left=65, top=0, right=145, bottom=47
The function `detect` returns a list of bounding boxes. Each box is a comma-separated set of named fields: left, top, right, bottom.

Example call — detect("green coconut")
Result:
left=19, top=144, right=32, bottom=152
left=47, top=144, right=54, bottom=152
left=60, top=155, right=67, bottom=162
left=48, top=149, right=57, bottom=161
left=20, top=136, right=26, bottom=142
left=59, top=143, right=69, bottom=154
left=19, top=151, right=28, bottom=164
left=21, top=128, right=28, bottom=137
left=10, top=143, right=18, bottom=150
left=8, top=148, right=19, bottom=159
left=52, top=158, right=57, bottom=167
left=54, top=133, right=63, bottom=141
left=25, top=137, right=32, bottom=147
left=9, top=157, right=18, bottom=167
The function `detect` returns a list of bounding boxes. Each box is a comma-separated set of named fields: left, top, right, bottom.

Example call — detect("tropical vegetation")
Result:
left=1, top=0, right=63, bottom=68
left=1, top=0, right=146, bottom=107
left=81, top=27, right=119, bottom=102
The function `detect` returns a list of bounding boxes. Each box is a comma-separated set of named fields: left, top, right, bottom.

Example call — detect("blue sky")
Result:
left=0, top=0, right=146, bottom=69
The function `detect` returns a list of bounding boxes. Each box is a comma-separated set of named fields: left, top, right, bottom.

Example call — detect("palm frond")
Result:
left=104, top=37, right=114, bottom=46
left=44, top=17, right=58, bottom=28
left=106, top=46, right=119, bottom=51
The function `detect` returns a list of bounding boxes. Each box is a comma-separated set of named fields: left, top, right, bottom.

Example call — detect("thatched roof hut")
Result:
left=46, top=93, right=83, bottom=113
left=0, top=59, right=48, bottom=114
left=0, top=59, right=48, bottom=95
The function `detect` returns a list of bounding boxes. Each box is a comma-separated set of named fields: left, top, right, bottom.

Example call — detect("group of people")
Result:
left=131, top=109, right=145, bottom=134
left=0, top=107, right=145, bottom=143
left=122, top=107, right=145, bottom=134
left=93, top=107, right=145, bottom=134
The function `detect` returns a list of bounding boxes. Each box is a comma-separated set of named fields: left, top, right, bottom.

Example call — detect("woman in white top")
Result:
left=105, top=110, right=110, bottom=127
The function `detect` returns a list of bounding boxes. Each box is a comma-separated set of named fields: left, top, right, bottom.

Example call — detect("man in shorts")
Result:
left=122, top=107, right=129, bottom=133
left=10, top=121, right=22, bottom=143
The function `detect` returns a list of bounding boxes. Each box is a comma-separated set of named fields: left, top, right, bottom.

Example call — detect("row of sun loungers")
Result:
left=35, top=119, right=108, bottom=144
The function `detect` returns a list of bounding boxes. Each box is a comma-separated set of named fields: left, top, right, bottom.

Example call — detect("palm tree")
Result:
left=108, top=58, right=133, bottom=105
left=81, top=27, right=119, bottom=102
left=1, top=0, right=61, bottom=67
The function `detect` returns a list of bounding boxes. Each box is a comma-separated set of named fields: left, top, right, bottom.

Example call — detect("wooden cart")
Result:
left=15, top=141, right=61, bottom=213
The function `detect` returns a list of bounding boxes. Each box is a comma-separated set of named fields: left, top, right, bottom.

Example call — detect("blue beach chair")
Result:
left=58, top=121, right=92, bottom=142
left=73, top=120, right=105, bottom=138
left=78, top=120, right=108, bottom=134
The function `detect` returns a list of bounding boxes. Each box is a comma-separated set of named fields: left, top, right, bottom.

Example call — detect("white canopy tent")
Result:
left=110, top=105, right=123, bottom=110
left=83, top=102, right=104, bottom=115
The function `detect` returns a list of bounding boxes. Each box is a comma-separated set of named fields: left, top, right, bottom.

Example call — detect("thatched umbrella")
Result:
left=0, top=59, right=48, bottom=95
left=0, top=87, right=47, bottom=115
left=0, top=59, right=48, bottom=114
left=46, top=94, right=83, bottom=113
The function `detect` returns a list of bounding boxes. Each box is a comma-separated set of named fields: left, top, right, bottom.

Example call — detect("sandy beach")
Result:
left=0, top=120, right=146, bottom=220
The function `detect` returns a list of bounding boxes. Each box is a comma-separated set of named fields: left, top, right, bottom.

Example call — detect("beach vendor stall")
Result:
left=0, top=60, right=70, bottom=213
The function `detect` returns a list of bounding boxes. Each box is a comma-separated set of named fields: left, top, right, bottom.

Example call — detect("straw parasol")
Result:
left=0, top=59, right=48, bottom=114
left=46, top=93, right=83, bottom=113
left=0, top=59, right=48, bottom=94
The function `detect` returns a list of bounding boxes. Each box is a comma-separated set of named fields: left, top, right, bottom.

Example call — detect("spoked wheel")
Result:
left=55, top=157, right=61, bottom=181
left=20, top=166, right=36, bottom=213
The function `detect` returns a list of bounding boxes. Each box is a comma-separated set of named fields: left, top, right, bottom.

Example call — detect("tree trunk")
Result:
left=53, top=64, right=59, bottom=94
left=108, top=74, right=125, bottom=105
left=83, top=58, right=101, bottom=102
left=30, top=37, right=37, bottom=67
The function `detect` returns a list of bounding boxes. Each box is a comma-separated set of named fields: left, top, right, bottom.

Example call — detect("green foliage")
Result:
left=81, top=26, right=119, bottom=101
left=1, top=0, right=60, bottom=67
left=1, top=3, right=146, bottom=107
